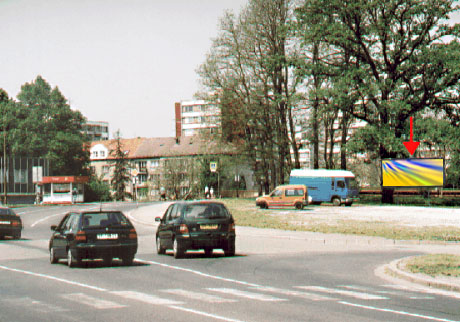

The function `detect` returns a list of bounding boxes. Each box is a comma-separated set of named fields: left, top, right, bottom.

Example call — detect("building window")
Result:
left=150, top=160, right=159, bottom=168
left=102, top=166, right=110, bottom=174
left=100, top=151, right=105, bottom=158
left=138, top=174, right=148, bottom=184
left=93, top=151, right=98, bottom=158
left=183, top=106, right=193, bottom=113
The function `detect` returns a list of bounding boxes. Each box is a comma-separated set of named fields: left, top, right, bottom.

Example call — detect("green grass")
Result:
left=405, top=254, right=460, bottom=277
left=222, top=198, right=460, bottom=242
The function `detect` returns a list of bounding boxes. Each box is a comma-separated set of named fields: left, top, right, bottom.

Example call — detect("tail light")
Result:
left=75, top=230, right=87, bottom=242
left=179, top=224, right=189, bottom=238
left=128, top=229, right=137, bottom=239
left=228, top=223, right=235, bottom=232
left=11, top=221, right=20, bottom=227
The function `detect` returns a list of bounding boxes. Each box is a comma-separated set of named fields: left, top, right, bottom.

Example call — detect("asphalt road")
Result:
left=1, top=203, right=459, bottom=322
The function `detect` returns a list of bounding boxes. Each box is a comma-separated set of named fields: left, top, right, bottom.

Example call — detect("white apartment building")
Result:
left=175, top=100, right=220, bottom=137
left=83, top=121, right=109, bottom=141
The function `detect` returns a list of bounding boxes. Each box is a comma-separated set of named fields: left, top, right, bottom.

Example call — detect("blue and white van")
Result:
left=289, top=169, right=359, bottom=206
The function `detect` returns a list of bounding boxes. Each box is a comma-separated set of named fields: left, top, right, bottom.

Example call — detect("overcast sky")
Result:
left=0, top=0, right=247, bottom=139
left=2, top=1, right=459, bottom=139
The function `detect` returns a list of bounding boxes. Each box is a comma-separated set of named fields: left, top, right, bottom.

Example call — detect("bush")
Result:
left=85, top=176, right=112, bottom=202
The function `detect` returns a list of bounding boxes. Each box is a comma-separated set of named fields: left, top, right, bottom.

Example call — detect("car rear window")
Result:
left=82, top=212, right=131, bottom=228
left=183, top=204, right=230, bottom=220
left=0, top=208, right=15, bottom=215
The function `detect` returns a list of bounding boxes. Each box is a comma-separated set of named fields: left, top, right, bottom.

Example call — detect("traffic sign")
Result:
left=210, top=162, right=217, bottom=173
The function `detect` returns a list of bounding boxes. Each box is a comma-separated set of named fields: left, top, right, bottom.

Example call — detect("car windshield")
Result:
left=346, top=177, right=359, bottom=190
left=0, top=208, right=15, bottom=216
left=183, top=204, right=230, bottom=220
left=82, top=212, right=131, bottom=228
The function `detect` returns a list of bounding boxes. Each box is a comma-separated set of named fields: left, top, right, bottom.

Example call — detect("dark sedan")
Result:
left=49, top=210, right=138, bottom=267
left=0, top=207, right=22, bottom=240
left=155, top=200, right=236, bottom=258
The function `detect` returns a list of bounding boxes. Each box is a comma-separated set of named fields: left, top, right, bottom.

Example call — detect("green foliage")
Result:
left=5, top=76, right=89, bottom=175
left=85, top=175, right=112, bottom=202
left=110, top=132, right=130, bottom=201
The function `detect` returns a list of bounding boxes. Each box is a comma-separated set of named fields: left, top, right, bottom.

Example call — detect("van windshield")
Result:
left=346, top=178, right=359, bottom=190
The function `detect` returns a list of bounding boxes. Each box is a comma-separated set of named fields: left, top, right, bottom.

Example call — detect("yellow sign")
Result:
left=210, top=162, right=217, bottom=172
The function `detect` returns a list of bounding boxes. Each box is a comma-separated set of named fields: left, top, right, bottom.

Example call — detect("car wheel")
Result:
left=14, top=231, right=21, bottom=240
left=204, top=248, right=213, bottom=257
left=259, top=202, right=268, bottom=209
left=295, top=202, right=304, bottom=210
left=50, top=247, right=58, bottom=264
left=156, top=236, right=166, bottom=255
left=224, top=241, right=235, bottom=257
left=345, top=202, right=353, bottom=207
left=173, top=238, right=184, bottom=259
left=121, top=254, right=134, bottom=266
left=332, top=197, right=341, bottom=207
left=67, top=249, right=79, bottom=268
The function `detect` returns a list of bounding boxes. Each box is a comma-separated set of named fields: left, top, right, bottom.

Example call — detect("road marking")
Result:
left=61, top=293, right=127, bottom=309
left=250, top=286, right=334, bottom=301
left=340, top=285, right=434, bottom=299
left=381, top=284, right=460, bottom=299
left=339, top=301, right=460, bottom=322
left=136, top=258, right=261, bottom=288
left=0, top=265, right=107, bottom=292
left=2, top=297, right=67, bottom=313
left=31, top=212, right=66, bottom=228
left=295, top=286, right=388, bottom=300
left=110, top=291, right=183, bottom=306
left=168, top=305, right=246, bottom=322
left=161, top=289, right=237, bottom=303
left=207, top=288, right=287, bottom=302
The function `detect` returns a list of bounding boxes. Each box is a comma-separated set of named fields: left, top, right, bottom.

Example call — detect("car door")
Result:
left=158, top=205, right=176, bottom=248
left=51, top=214, right=71, bottom=257
left=336, top=180, right=346, bottom=198
left=268, top=188, right=283, bottom=207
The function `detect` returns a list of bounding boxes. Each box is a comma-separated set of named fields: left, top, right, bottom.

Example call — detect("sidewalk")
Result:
left=128, top=203, right=460, bottom=293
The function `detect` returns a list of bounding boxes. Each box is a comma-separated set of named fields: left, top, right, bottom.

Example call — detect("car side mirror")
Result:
left=50, top=225, right=57, bottom=231
left=155, top=217, right=161, bottom=222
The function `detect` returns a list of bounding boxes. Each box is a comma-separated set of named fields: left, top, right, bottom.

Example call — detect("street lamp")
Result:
left=2, top=104, right=7, bottom=205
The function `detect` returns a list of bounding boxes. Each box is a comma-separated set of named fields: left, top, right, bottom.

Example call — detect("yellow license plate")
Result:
left=200, top=224, right=218, bottom=230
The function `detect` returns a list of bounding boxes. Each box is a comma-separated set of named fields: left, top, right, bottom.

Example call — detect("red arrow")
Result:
left=403, top=116, right=420, bottom=156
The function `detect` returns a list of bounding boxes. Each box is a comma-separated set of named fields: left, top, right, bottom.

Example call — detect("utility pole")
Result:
left=2, top=108, right=7, bottom=205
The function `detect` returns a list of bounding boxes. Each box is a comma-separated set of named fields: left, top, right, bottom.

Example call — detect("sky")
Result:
left=0, top=0, right=247, bottom=139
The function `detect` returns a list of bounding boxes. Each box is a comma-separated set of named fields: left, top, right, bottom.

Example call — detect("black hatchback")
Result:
left=0, top=207, right=22, bottom=240
left=49, top=210, right=138, bottom=267
left=155, top=201, right=236, bottom=258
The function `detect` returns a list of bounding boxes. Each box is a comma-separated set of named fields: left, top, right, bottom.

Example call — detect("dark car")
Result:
left=0, top=207, right=22, bottom=240
left=155, top=200, right=236, bottom=258
left=49, top=210, right=138, bottom=267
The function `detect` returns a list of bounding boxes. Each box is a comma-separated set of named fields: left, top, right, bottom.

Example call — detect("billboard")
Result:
left=381, top=158, right=444, bottom=187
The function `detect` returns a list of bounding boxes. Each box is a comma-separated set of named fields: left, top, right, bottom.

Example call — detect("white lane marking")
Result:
left=61, top=293, right=127, bottom=309
left=250, top=286, right=334, bottom=301
left=110, top=291, right=183, bottom=306
left=2, top=297, right=68, bottom=313
left=382, top=284, right=460, bottom=299
left=168, top=305, right=246, bottom=322
left=339, top=301, right=460, bottom=322
left=0, top=265, right=107, bottom=292
left=340, top=285, right=434, bottom=299
left=136, top=258, right=261, bottom=288
left=31, top=212, right=66, bottom=228
left=295, top=286, right=388, bottom=300
left=207, top=288, right=287, bottom=302
left=161, top=289, right=237, bottom=303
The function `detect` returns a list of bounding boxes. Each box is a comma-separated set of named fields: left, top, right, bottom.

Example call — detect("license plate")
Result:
left=200, top=224, right=218, bottom=230
left=0, top=221, right=11, bottom=225
left=97, top=233, right=118, bottom=240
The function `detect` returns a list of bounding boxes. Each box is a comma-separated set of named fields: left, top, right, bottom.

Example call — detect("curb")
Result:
left=383, top=257, right=460, bottom=293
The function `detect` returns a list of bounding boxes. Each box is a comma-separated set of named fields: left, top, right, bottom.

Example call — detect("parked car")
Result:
left=155, top=201, right=236, bottom=259
left=49, top=210, right=138, bottom=267
left=0, top=207, right=22, bottom=240
left=256, top=184, right=310, bottom=210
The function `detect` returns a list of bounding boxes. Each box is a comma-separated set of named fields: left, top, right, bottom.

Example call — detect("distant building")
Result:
left=175, top=100, right=220, bottom=137
left=83, top=121, right=109, bottom=141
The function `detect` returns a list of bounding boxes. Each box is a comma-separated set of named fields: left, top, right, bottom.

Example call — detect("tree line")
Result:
left=197, top=0, right=460, bottom=201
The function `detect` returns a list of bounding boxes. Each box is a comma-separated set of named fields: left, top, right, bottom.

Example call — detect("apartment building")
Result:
left=175, top=100, right=220, bottom=137
left=83, top=121, right=109, bottom=141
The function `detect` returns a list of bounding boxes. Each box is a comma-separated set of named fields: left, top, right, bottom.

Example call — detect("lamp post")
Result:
left=2, top=105, right=6, bottom=205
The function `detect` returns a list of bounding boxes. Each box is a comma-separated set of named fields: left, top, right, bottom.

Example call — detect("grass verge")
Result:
left=223, top=198, right=460, bottom=242
left=405, top=254, right=460, bottom=277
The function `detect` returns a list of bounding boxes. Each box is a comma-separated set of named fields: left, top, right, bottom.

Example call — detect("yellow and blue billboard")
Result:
left=381, top=158, right=444, bottom=187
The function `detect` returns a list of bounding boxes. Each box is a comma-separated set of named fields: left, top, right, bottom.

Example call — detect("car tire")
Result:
left=259, top=202, right=268, bottom=209
left=204, top=248, right=213, bottom=257
left=345, top=202, right=353, bottom=207
left=332, top=197, right=341, bottom=207
left=156, top=236, right=166, bottom=255
left=67, top=249, right=80, bottom=268
left=50, top=247, right=58, bottom=264
left=121, top=254, right=134, bottom=266
left=13, top=231, right=21, bottom=240
left=295, top=202, right=304, bottom=210
left=224, top=241, right=235, bottom=257
left=173, top=238, right=185, bottom=259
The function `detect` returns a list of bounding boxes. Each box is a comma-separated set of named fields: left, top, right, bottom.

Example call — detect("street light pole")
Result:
left=2, top=107, right=6, bottom=205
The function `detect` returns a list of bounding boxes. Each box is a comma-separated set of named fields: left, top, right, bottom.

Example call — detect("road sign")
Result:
left=210, top=162, right=217, bottom=173
left=132, top=169, right=139, bottom=177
